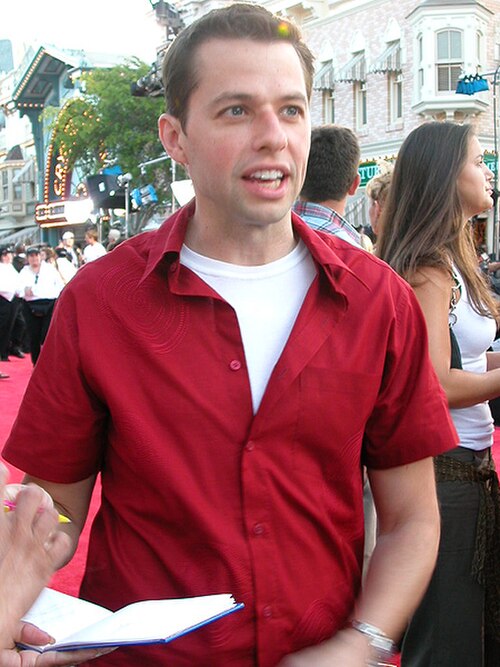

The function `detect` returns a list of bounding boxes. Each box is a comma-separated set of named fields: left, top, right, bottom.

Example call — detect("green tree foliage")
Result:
left=48, top=60, right=166, bottom=181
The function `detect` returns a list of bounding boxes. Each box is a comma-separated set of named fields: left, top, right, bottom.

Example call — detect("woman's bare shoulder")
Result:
left=410, top=265, right=452, bottom=291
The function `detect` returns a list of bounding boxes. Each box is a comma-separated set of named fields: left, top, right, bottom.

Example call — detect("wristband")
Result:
left=350, top=620, right=398, bottom=663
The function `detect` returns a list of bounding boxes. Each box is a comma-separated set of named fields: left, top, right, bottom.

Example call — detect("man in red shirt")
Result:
left=3, top=4, right=457, bottom=666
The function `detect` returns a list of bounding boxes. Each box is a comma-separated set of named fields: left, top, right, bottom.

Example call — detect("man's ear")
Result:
left=348, top=173, right=361, bottom=196
left=158, top=113, right=188, bottom=165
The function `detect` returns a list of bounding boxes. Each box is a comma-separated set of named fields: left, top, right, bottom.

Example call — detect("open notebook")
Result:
left=20, top=587, right=244, bottom=653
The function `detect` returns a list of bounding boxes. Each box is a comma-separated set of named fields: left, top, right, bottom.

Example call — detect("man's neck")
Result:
left=184, top=215, right=298, bottom=266
left=313, top=198, right=347, bottom=217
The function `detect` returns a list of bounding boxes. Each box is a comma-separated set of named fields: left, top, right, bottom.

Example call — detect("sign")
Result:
left=46, top=145, right=71, bottom=202
left=484, top=153, right=497, bottom=177
left=358, top=161, right=379, bottom=188
left=36, top=137, right=73, bottom=225
left=35, top=198, right=92, bottom=227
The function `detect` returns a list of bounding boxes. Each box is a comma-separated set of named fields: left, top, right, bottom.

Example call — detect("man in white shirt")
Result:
left=60, top=231, right=81, bottom=268
left=82, top=228, right=107, bottom=263
left=0, top=246, right=22, bottom=367
left=19, top=246, right=64, bottom=364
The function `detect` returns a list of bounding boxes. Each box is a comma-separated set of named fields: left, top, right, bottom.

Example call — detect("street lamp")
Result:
left=456, top=66, right=500, bottom=258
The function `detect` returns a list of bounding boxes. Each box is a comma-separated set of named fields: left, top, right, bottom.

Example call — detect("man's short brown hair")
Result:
left=300, top=125, right=360, bottom=202
left=162, top=3, right=315, bottom=130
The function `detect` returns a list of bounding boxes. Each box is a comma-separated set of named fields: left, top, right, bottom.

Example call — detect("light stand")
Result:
left=117, top=173, right=133, bottom=239
left=138, top=153, right=176, bottom=212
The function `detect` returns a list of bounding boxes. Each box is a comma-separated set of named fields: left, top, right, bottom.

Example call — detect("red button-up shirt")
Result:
left=4, top=202, right=457, bottom=666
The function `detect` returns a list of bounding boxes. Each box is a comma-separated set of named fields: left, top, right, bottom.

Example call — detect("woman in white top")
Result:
left=377, top=122, right=500, bottom=666
left=19, top=246, right=64, bottom=365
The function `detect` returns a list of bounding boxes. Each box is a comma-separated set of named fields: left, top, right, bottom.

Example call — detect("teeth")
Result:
left=250, top=170, right=284, bottom=181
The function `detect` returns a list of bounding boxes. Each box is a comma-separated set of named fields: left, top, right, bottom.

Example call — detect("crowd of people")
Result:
left=0, top=226, right=121, bottom=375
left=1, top=3, right=499, bottom=666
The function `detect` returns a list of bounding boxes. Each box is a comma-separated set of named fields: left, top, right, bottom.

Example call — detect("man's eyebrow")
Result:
left=210, top=92, right=253, bottom=106
left=210, top=91, right=308, bottom=107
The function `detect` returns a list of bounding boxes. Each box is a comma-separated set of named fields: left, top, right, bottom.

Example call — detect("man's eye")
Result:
left=283, top=106, right=301, bottom=117
left=226, top=106, right=245, bottom=117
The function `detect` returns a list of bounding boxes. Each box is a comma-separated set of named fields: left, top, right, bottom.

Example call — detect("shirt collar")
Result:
left=140, top=200, right=195, bottom=284
left=291, top=211, right=371, bottom=295
left=140, top=200, right=369, bottom=296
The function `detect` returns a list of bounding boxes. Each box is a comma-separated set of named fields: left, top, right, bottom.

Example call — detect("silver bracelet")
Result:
left=350, top=619, right=398, bottom=664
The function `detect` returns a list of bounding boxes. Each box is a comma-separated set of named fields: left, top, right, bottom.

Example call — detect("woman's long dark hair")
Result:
left=377, top=121, right=498, bottom=319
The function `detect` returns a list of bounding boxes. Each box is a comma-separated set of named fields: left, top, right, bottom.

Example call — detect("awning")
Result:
left=313, top=60, right=335, bottom=90
left=12, top=159, right=35, bottom=184
left=371, top=42, right=401, bottom=74
left=335, top=52, right=366, bottom=83
left=0, top=225, right=41, bottom=246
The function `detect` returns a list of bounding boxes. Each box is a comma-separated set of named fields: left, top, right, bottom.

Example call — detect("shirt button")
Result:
left=253, top=523, right=265, bottom=536
left=229, top=359, right=242, bottom=371
left=262, top=605, right=273, bottom=619
left=246, top=441, right=255, bottom=452
left=170, top=262, right=177, bottom=272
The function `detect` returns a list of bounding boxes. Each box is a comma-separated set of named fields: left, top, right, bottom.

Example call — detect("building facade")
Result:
left=0, top=44, right=39, bottom=244
left=262, top=0, right=500, bottom=247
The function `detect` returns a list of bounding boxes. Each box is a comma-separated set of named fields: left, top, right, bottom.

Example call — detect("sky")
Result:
left=2, top=0, right=166, bottom=68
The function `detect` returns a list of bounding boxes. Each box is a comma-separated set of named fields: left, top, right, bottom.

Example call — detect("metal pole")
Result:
left=171, top=159, right=176, bottom=213
left=124, top=181, right=130, bottom=239
left=138, top=154, right=170, bottom=171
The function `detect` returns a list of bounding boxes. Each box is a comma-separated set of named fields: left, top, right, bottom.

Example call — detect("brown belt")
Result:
left=435, top=450, right=500, bottom=641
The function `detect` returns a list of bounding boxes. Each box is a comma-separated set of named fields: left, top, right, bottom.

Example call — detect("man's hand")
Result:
left=277, top=629, right=371, bottom=667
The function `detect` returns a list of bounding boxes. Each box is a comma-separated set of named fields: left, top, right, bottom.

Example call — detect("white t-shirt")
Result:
left=83, top=243, right=107, bottom=263
left=449, top=267, right=497, bottom=451
left=180, top=240, right=317, bottom=413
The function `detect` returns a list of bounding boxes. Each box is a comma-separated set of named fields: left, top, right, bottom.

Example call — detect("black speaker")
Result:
left=86, top=174, right=126, bottom=210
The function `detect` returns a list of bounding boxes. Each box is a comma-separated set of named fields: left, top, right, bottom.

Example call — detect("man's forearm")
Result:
left=353, top=513, right=439, bottom=643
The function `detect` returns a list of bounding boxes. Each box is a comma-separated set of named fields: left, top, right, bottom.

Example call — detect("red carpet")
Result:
left=2, top=355, right=500, bottom=666
left=0, top=354, right=100, bottom=596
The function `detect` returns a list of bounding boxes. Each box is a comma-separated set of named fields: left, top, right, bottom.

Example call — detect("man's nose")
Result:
left=251, top=110, right=288, bottom=152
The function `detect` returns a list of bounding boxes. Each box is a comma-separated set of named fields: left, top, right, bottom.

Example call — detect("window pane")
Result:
left=437, top=65, right=450, bottom=91
left=389, top=74, right=403, bottom=122
left=322, top=90, right=335, bottom=123
left=397, top=84, right=402, bottom=118
left=450, top=65, right=462, bottom=89
left=437, top=32, right=448, bottom=59
left=356, top=83, right=367, bottom=129
left=450, top=31, right=462, bottom=59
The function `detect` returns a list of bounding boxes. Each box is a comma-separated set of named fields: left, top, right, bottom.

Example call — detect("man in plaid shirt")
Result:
left=293, top=124, right=364, bottom=247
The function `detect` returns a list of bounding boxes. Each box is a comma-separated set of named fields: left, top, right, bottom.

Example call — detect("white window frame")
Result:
left=389, top=72, right=403, bottom=124
left=417, top=34, right=424, bottom=94
left=355, top=81, right=367, bottom=130
left=322, top=89, right=335, bottom=123
left=436, top=29, right=463, bottom=93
